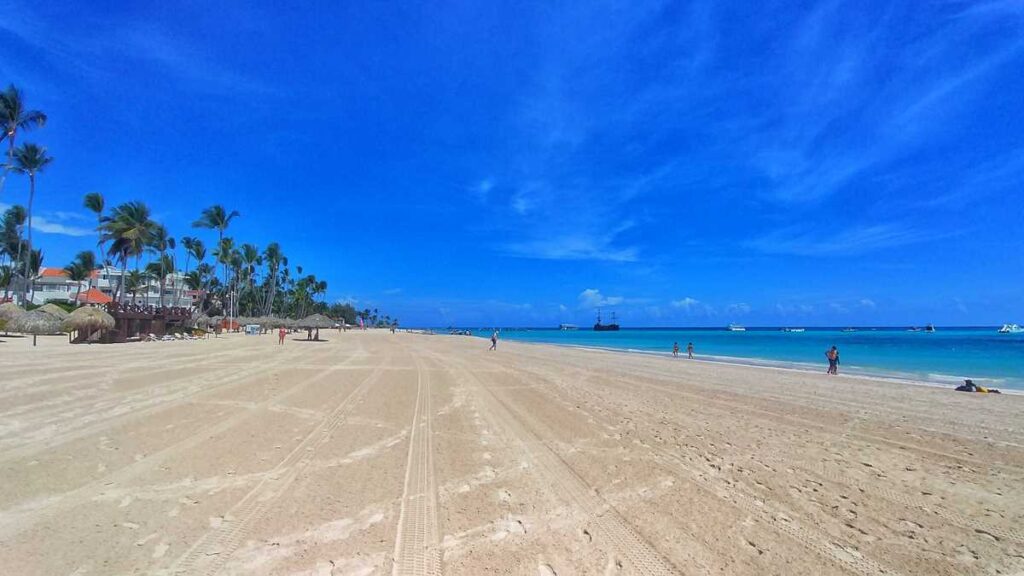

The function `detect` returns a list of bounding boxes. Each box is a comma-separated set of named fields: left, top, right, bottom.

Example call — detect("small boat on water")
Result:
left=925, top=324, right=936, bottom=333
left=781, top=328, right=805, bottom=333
left=559, top=323, right=578, bottom=331
left=842, top=328, right=857, bottom=332
left=727, top=323, right=746, bottom=332
left=907, top=327, right=922, bottom=332
left=593, top=310, right=620, bottom=332
left=998, top=323, right=1023, bottom=334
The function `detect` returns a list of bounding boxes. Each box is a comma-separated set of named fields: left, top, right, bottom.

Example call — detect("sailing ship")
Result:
left=593, top=309, right=620, bottom=331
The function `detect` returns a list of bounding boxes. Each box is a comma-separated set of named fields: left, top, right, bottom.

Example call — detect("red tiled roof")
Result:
left=39, top=267, right=69, bottom=278
left=76, top=288, right=112, bottom=304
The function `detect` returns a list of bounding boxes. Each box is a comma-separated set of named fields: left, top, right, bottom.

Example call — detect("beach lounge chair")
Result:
left=161, top=334, right=175, bottom=341
left=147, top=333, right=162, bottom=342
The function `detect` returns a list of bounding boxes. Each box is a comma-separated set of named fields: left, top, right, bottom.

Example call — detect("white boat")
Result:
left=558, top=323, right=578, bottom=331
left=781, top=328, right=805, bottom=332
left=998, top=323, right=1023, bottom=334
left=841, top=328, right=857, bottom=332
left=727, top=323, right=746, bottom=332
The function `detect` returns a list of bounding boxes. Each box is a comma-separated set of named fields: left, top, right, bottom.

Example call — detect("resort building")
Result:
left=29, top=266, right=195, bottom=308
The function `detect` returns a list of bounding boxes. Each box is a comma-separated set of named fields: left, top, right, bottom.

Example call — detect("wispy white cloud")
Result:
left=671, top=297, right=715, bottom=316
left=748, top=223, right=936, bottom=256
left=578, top=288, right=624, bottom=309
left=859, top=298, right=876, bottom=309
left=0, top=2, right=272, bottom=98
left=383, top=288, right=402, bottom=295
left=0, top=203, right=93, bottom=237
left=32, top=217, right=92, bottom=237
left=505, top=232, right=638, bottom=262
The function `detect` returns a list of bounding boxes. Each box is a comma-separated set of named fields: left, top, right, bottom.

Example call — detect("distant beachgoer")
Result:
left=489, top=331, right=498, bottom=351
left=278, top=327, right=286, bottom=345
left=687, top=342, right=694, bottom=359
left=826, top=346, right=839, bottom=375
left=672, top=342, right=679, bottom=357
left=956, top=379, right=1002, bottom=394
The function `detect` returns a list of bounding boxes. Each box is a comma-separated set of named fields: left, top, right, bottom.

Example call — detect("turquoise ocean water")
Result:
left=463, top=327, right=1024, bottom=390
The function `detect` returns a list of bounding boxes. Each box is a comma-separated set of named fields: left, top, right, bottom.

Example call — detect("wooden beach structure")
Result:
left=101, top=302, right=193, bottom=343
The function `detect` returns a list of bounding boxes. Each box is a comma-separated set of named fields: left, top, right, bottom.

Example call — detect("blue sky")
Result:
left=1, top=0, right=1022, bottom=327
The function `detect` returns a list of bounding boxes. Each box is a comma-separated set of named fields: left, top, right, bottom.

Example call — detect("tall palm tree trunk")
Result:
left=22, top=173, right=33, bottom=305
left=118, top=255, right=128, bottom=305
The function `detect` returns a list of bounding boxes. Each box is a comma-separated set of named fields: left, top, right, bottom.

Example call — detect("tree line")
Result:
left=1, top=84, right=395, bottom=327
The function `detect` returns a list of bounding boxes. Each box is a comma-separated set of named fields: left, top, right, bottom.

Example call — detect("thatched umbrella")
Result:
left=0, top=302, right=25, bottom=335
left=9, top=309, right=63, bottom=346
left=38, top=303, right=70, bottom=321
left=193, top=314, right=211, bottom=329
left=62, top=306, right=115, bottom=343
left=299, top=314, right=334, bottom=340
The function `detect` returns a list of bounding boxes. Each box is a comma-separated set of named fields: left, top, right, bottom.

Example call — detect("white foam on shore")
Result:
left=501, top=340, right=1023, bottom=395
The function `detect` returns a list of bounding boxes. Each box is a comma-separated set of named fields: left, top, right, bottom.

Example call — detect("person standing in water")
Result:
left=672, top=342, right=679, bottom=357
left=825, top=346, right=839, bottom=374
left=489, top=331, right=498, bottom=351
left=687, top=342, right=694, bottom=359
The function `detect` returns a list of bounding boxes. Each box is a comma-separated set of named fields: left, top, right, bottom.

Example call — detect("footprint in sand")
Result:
left=538, top=562, right=557, bottom=576
left=152, top=543, right=169, bottom=558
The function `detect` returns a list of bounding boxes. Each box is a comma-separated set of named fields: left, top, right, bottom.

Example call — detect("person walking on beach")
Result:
left=673, top=342, right=679, bottom=357
left=278, top=326, right=286, bottom=345
left=687, top=342, right=694, bottom=359
left=489, top=331, right=498, bottom=351
left=826, top=346, right=839, bottom=375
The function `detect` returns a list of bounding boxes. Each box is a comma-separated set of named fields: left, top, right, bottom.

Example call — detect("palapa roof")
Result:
left=63, top=306, right=115, bottom=331
left=298, top=314, right=334, bottom=328
left=37, top=303, right=70, bottom=320
left=0, top=302, right=25, bottom=322
left=9, top=309, right=63, bottom=335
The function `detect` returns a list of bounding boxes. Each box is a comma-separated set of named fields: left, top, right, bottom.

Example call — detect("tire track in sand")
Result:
left=0, top=344, right=363, bottom=541
left=499, top=360, right=903, bottom=576
left=168, top=356, right=390, bottom=575
left=431, top=351, right=680, bottom=576
left=392, top=355, right=441, bottom=576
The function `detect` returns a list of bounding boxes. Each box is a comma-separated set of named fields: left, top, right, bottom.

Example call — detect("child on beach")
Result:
left=687, top=342, right=694, bottom=359
left=489, top=331, right=498, bottom=351
left=673, top=342, right=679, bottom=357
left=826, top=346, right=839, bottom=374
left=278, top=327, right=286, bottom=345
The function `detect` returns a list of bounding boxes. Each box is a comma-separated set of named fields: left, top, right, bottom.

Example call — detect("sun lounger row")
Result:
left=146, top=332, right=203, bottom=342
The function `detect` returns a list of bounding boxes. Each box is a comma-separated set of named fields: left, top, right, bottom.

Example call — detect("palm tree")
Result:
left=124, top=269, right=152, bottom=305
left=147, top=224, right=173, bottom=307
left=0, top=85, right=47, bottom=198
left=192, top=205, right=239, bottom=287
left=8, top=143, right=53, bottom=304
left=1, top=204, right=25, bottom=299
left=83, top=192, right=105, bottom=263
left=260, top=243, right=283, bottom=316
left=63, top=250, right=97, bottom=304
left=145, top=254, right=174, bottom=308
left=99, top=202, right=156, bottom=304
left=25, top=248, right=42, bottom=301
left=64, top=263, right=89, bottom=304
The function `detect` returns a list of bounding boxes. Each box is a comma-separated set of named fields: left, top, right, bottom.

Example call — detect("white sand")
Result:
left=0, top=330, right=1021, bottom=575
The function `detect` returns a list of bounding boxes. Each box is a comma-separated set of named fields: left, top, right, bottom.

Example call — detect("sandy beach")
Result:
left=0, top=330, right=1021, bottom=575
